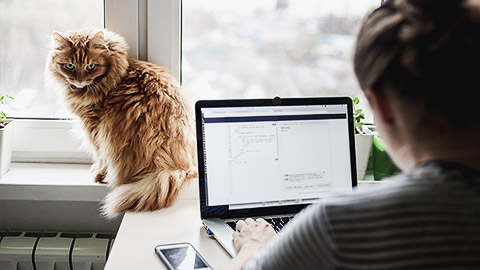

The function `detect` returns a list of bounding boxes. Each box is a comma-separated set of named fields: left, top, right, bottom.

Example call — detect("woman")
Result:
left=227, top=0, right=480, bottom=269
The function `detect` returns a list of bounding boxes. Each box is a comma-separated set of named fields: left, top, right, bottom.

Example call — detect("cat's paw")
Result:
left=91, top=162, right=107, bottom=184
left=94, top=171, right=107, bottom=184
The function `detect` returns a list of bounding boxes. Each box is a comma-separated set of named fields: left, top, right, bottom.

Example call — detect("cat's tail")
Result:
left=101, top=168, right=197, bottom=219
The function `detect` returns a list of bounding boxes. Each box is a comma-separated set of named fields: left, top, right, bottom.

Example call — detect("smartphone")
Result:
left=154, top=243, right=213, bottom=270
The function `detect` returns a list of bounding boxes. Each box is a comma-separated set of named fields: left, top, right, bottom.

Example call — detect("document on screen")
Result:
left=202, top=105, right=352, bottom=208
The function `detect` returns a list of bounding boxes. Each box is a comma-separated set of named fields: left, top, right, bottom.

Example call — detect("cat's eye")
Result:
left=64, top=63, right=75, bottom=70
left=86, top=64, right=96, bottom=70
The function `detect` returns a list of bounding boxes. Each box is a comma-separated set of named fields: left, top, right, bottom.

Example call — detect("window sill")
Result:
left=0, top=163, right=381, bottom=201
left=0, top=162, right=121, bottom=232
left=0, top=162, right=381, bottom=232
left=0, top=162, right=106, bottom=202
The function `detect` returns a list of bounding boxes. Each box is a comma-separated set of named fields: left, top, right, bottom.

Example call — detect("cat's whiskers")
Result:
left=68, top=84, right=76, bottom=92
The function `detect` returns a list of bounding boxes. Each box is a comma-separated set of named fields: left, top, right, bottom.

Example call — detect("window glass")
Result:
left=183, top=0, right=379, bottom=122
left=0, top=0, right=104, bottom=118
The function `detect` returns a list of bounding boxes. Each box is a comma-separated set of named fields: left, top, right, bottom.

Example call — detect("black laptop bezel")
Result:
left=195, top=97, right=357, bottom=220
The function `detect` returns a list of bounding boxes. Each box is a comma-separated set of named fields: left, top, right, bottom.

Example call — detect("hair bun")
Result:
left=396, top=0, right=470, bottom=40
left=355, top=0, right=480, bottom=127
left=390, top=0, right=480, bottom=76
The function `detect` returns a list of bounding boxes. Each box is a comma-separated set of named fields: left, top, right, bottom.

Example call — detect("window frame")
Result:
left=11, top=0, right=182, bottom=163
left=10, top=0, right=381, bottom=163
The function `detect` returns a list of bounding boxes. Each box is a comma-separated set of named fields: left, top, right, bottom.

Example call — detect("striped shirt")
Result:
left=243, top=161, right=480, bottom=269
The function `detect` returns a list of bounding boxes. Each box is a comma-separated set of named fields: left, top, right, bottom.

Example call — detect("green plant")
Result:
left=0, top=93, right=14, bottom=127
left=352, top=97, right=365, bottom=134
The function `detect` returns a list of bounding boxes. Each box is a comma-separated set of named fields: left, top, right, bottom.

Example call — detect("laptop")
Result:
left=195, top=96, right=357, bottom=256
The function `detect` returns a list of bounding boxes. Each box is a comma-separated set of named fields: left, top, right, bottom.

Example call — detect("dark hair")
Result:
left=354, top=0, right=480, bottom=127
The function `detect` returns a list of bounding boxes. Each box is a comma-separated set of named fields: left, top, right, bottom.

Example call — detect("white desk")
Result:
left=105, top=179, right=379, bottom=269
left=104, top=180, right=231, bottom=269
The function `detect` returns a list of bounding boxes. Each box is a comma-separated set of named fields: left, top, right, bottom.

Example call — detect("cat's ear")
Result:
left=89, top=31, right=108, bottom=50
left=52, top=32, right=71, bottom=50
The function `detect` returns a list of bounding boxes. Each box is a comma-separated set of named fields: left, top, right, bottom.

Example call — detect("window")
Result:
left=0, top=0, right=181, bottom=163
left=0, top=0, right=104, bottom=118
left=0, top=0, right=105, bottom=162
left=183, top=0, right=379, bottom=121
left=1, top=0, right=377, bottom=163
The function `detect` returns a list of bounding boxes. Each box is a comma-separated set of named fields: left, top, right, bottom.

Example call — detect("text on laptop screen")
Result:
left=201, top=104, right=353, bottom=210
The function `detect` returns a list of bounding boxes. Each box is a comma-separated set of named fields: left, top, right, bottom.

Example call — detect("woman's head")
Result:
left=354, top=0, right=480, bottom=170
left=355, top=0, right=480, bottom=127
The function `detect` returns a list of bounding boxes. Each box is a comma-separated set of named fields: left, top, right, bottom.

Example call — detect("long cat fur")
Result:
left=46, top=28, right=197, bottom=218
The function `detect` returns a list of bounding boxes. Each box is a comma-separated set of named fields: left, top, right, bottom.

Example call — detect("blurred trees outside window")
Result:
left=183, top=0, right=379, bottom=122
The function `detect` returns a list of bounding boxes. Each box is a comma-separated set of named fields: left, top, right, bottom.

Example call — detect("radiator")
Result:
left=0, top=231, right=115, bottom=270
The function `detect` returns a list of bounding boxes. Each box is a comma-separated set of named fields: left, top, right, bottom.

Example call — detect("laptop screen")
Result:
left=199, top=101, right=355, bottom=213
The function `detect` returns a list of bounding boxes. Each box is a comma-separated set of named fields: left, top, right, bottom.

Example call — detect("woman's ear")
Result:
left=364, top=89, right=395, bottom=127
left=364, top=88, right=414, bottom=171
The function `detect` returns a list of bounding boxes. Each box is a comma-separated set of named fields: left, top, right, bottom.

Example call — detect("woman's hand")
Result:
left=233, top=218, right=277, bottom=253
left=221, top=218, right=276, bottom=270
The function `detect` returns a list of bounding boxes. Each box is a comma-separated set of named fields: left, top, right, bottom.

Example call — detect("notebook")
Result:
left=195, top=97, right=357, bottom=256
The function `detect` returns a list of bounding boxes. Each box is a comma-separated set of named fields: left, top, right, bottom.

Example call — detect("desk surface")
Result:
left=104, top=180, right=231, bottom=270
left=105, top=179, right=379, bottom=269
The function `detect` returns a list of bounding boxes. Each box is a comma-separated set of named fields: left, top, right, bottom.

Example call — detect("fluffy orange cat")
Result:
left=46, top=28, right=197, bottom=218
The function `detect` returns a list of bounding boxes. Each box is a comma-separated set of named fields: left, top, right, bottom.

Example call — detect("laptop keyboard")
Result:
left=226, top=217, right=293, bottom=234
